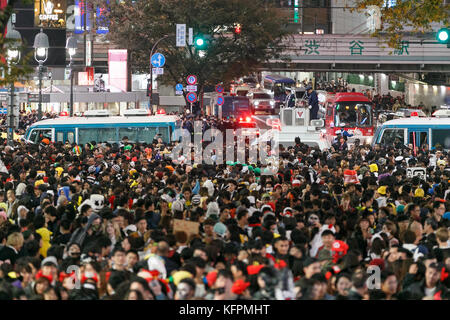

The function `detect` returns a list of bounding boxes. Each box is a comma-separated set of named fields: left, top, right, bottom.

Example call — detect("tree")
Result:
left=96, top=0, right=293, bottom=107
left=353, top=0, right=450, bottom=48
left=0, top=0, right=33, bottom=87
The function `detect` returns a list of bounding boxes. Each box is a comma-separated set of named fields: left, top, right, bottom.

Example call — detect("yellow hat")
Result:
left=172, top=271, right=193, bottom=286
left=35, top=180, right=45, bottom=188
left=377, top=186, right=387, bottom=195
left=414, top=188, right=424, bottom=198
left=369, top=164, right=378, bottom=172
left=387, top=203, right=397, bottom=215
left=55, top=167, right=64, bottom=177
left=130, top=180, right=139, bottom=188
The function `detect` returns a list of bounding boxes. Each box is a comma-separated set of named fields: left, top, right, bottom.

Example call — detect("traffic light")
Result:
left=194, top=35, right=207, bottom=49
left=146, top=79, right=152, bottom=97
left=436, top=28, right=450, bottom=46
left=234, top=24, right=241, bottom=35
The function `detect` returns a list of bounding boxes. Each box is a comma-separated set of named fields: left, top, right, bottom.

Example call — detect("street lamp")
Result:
left=34, top=28, right=49, bottom=121
left=66, top=36, right=78, bottom=117
left=5, top=26, right=22, bottom=147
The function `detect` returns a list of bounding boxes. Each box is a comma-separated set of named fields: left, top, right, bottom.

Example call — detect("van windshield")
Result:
left=335, top=103, right=372, bottom=127
left=253, top=93, right=271, bottom=99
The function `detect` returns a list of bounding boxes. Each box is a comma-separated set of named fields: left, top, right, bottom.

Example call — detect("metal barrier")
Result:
left=280, top=107, right=310, bottom=126
left=280, top=107, right=325, bottom=127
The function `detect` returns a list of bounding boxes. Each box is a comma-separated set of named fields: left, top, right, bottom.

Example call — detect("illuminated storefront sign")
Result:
left=35, top=0, right=66, bottom=28
left=96, top=4, right=109, bottom=34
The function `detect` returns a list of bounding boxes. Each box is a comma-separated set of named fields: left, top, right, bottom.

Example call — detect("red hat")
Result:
left=274, top=184, right=282, bottom=190
left=81, top=272, right=99, bottom=284
left=369, top=258, right=385, bottom=270
left=43, top=176, right=49, bottom=183
left=247, top=264, right=264, bottom=275
left=331, top=240, right=349, bottom=263
left=36, top=270, right=53, bottom=283
left=292, top=179, right=301, bottom=187
left=232, top=279, right=250, bottom=295
left=205, top=270, right=218, bottom=287
left=59, top=271, right=76, bottom=283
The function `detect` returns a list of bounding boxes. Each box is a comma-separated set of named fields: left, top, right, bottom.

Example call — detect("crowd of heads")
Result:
left=0, top=109, right=448, bottom=300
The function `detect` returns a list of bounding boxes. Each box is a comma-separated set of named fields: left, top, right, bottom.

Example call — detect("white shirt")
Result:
left=424, top=286, right=436, bottom=297
left=376, top=196, right=387, bottom=208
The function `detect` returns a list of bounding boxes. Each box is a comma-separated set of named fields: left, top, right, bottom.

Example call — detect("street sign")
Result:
left=186, top=85, right=197, bottom=92
left=176, top=91, right=183, bottom=95
left=188, top=28, right=193, bottom=45
left=0, top=94, right=8, bottom=102
left=216, top=95, right=224, bottom=106
left=176, top=24, right=186, bottom=47
left=28, top=93, right=50, bottom=103
left=176, top=83, right=183, bottom=91
left=186, top=75, right=197, bottom=85
left=152, top=67, right=164, bottom=75
left=215, top=84, right=224, bottom=94
left=186, top=92, right=197, bottom=103
left=151, top=53, right=165, bottom=68
left=0, top=108, right=7, bottom=114
left=64, top=68, right=71, bottom=80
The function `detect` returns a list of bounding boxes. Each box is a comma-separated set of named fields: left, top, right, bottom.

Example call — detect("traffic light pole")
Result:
left=7, top=81, right=15, bottom=147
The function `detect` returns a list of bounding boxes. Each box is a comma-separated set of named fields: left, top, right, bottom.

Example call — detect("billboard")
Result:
left=108, top=49, right=128, bottom=92
left=96, top=5, right=109, bottom=34
left=34, top=0, right=67, bottom=28
left=74, top=0, right=91, bottom=34
left=78, top=67, right=94, bottom=86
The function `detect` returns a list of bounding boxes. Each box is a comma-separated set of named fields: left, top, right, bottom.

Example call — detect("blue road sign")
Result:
left=217, top=96, right=224, bottom=106
left=176, top=83, right=183, bottom=91
left=151, top=53, right=165, bottom=68
left=215, top=84, right=224, bottom=94
left=0, top=108, right=7, bottom=114
left=186, top=92, right=197, bottom=103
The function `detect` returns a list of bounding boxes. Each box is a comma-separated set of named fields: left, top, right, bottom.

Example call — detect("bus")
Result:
left=372, top=118, right=450, bottom=150
left=24, top=114, right=181, bottom=145
left=325, top=92, right=374, bottom=145
left=261, top=74, right=296, bottom=107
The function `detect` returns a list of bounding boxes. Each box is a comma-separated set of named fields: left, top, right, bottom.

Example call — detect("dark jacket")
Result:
left=347, top=289, right=364, bottom=300
left=308, top=91, right=319, bottom=108
left=0, top=246, right=19, bottom=265
left=402, top=279, right=447, bottom=300
left=285, top=93, right=295, bottom=108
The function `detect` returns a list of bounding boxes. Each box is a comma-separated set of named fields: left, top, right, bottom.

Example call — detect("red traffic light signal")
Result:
left=146, top=80, right=152, bottom=97
left=234, top=24, right=241, bottom=34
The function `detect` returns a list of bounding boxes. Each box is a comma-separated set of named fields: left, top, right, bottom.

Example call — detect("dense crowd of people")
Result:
left=0, top=107, right=449, bottom=301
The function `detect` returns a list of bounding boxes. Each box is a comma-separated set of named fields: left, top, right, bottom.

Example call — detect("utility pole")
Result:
left=84, top=0, right=87, bottom=66
left=7, top=81, right=15, bottom=147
